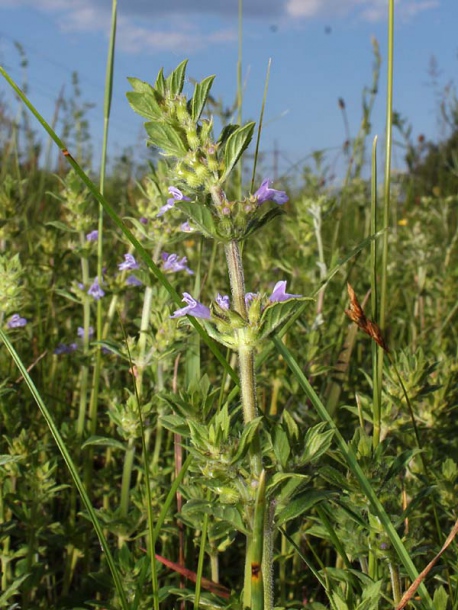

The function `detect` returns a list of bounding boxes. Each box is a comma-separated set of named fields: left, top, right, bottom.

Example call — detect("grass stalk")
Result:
left=86, top=0, right=118, bottom=494
left=378, top=0, right=394, bottom=334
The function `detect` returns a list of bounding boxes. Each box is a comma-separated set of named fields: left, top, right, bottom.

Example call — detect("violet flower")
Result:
left=180, top=221, right=193, bottom=233
left=216, top=294, right=230, bottom=310
left=269, top=281, right=302, bottom=302
left=161, top=252, right=193, bottom=275
left=126, top=275, right=142, bottom=287
left=254, top=179, right=289, bottom=206
left=54, top=342, right=78, bottom=355
left=78, top=326, right=94, bottom=338
left=245, top=292, right=258, bottom=305
left=158, top=186, right=191, bottom=217
left=88, top=278, right=105, bottom=300
left=86, top=230, right=99, bottom=242
left=171, top=293, right=211, bottom=320
left=7, top=314, right=27, bottom=328
left=118, top=253, right=140, bottom=271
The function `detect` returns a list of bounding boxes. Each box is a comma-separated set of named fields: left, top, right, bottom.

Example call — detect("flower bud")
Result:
left=175, top=96, right=190, bottom=123
left=186, top=124, right=200, bottom=150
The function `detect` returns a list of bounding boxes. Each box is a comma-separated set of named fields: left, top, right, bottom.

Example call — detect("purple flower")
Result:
left=118, top=254, right=140, bottom=271
left=161, top=252, right=193, bottom=275
left=7, top=314, right=27, bottom=328
left=216, top=294, right=230, bottom=310
left=86, top=230, right=99, bottom=242
left=158, top=186, right=191, bottom=217
left=269, top=281, right=302, bottom=302
left=78, top=326, right=94, bottom=338
left=171, top=293, right=211, bottom=320
left=254, top=179, right=289, bottom=206
left=54, top=342, right=78, bottom=355
left=139, top=216, right=148, bottom=225
left=88, top=278, right=105, bottom=300
left=126, top=274, right=143, bottom=287
left=180, top=221, right=193, bottom=233
left=245, top=292, right=258, bottom=305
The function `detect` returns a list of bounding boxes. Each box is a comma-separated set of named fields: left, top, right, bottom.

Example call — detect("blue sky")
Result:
left=0, top=0, right=455, bottom=182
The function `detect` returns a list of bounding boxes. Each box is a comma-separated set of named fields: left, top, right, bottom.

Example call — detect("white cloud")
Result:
left=0, top=0, right=237, bottom=53
left=285, top=0, right=439, bottom=21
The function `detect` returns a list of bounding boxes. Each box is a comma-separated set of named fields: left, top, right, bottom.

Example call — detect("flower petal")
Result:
left=269, top=281, right=302, bottom=302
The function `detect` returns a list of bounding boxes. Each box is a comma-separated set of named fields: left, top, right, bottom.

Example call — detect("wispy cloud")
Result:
left=285, top=0, right=439, bottom=21
left=0, top=0, right=439, bottom=54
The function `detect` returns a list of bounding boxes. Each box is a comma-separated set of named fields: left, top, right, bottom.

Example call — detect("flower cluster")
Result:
left=171, top=281, right=301, bottom=321
left=161, top=252, right=193, bottom=275
left=158, top=186, right=191, bottom=217
left=7, top=313, right=27, bottom=329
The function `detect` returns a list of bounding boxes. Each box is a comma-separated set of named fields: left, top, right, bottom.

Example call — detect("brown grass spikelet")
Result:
left=345, top=283, right=389, bottom=353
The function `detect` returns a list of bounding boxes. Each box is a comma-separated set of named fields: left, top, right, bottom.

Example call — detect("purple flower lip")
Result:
left=269, top=281, right=302, bottom=302
left=126, top=274, right=142, bottom=287
left=171, top=293, right=211, bottom=320
left=78, top=326, right=94, bottom=338
left=254, top=179, right=289, bottom=206
left=158, top=186, right=191, bottom=217
left=7, top=314, right=27, bottom=328
left=245, top=292, right=259, bottom=305
left=88, top=278, right=105, bottom=300
left=54, top=342, right=78, bottom=355
left=161, top=252, right=193, bottom=275
left=86, top=230, right=99, bottom=242
left=180, top=221, right=193, bottom=233
left=216, top=294, right=230, bottom=310
left=118, top=253, right=140, bottom=271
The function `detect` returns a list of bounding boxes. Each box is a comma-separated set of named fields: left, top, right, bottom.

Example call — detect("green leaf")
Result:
left=191, top=75, right=216, bottom=121
left=126, top=90, right=162, bottom=120
left=276, top=490, right=331, bottom=526
left=332, top=591, right=349, bottom=610
left=222, top=121, right=255, bottom=181
left=272, top=425, right=291, bottom=469
left=230, top=417, right=263, bottom=464
left=82, top=436, right=125, bottom=451
left=432, top=585, right=449, bottom=610
left=259, top=297, right=313, bottom=340
left=144, top=122, right=188, bottom=156
left=299, top=423, right=334, bottom=466
left=174, top=201, right=218, bottom=239
left=0, top=574, right=30, bottom=605
left=127, top=76, right=154, bottom=93
left=282, top=409, right=299, bottom=441
left=243, top=202, right=285, bottom=240
left=154, top=67, right=166, bottom=95
left=357, top=580, right=382, bottom=610
left=45, top=220, right=77, bottom=233
left=0, top=454, right=21, bottom=466
left=217, top=123, right=239, bottom=146
left=160, top=414, right=190, bottom=436
left=183, top=499, right=247, bottom=534
left=267, top=472, right=309, bottom=498
left=166, top=59, right=188, bottom=96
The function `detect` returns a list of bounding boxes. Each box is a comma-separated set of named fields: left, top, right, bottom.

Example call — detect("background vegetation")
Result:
left=1, top=8, right=458, bottom=610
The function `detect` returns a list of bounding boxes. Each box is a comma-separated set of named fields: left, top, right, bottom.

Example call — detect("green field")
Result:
left=1, top=4, right=458, bottom=609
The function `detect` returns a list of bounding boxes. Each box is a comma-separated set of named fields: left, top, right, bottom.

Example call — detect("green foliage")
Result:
left=3, top=47, right=458, bottom=610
